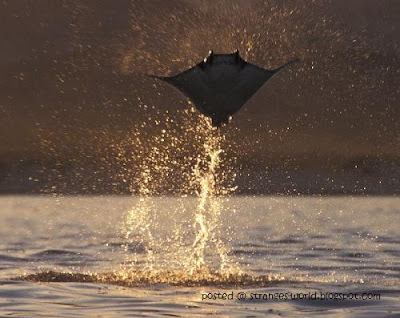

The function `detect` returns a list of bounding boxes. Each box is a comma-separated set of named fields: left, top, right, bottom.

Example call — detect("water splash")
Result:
left=120, top=109, right=239, bottom=279
left=190, top=121, right=237, bottom=273
left=124, top=197, right=155, bottom=270
left=123, top=145, right=160, bottom=271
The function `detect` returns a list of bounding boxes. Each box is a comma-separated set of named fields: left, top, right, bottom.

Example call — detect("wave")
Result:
left=28, top=250, right=85, bottom=258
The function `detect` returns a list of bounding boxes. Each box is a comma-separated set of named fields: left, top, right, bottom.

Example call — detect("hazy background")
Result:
left=1, top=0, right=400, bottom=194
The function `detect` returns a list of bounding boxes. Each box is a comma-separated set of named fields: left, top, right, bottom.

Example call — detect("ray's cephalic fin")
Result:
left=199, top=50, right=214, bottom=69
left=234, top=49, right=246, bottom=68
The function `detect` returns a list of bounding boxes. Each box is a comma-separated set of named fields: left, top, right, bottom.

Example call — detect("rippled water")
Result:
left=0, top=195, right=399, bottom=317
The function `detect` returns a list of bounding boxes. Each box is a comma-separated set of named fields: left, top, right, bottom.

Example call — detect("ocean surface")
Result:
left=0, top=195, right=399, bottom=317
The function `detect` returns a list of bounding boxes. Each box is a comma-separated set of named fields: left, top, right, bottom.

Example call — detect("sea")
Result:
left=0, top=195, right=398, bottom=317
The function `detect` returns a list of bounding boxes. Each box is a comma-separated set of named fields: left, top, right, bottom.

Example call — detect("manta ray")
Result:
left=151, top=50, right=297, bottom=127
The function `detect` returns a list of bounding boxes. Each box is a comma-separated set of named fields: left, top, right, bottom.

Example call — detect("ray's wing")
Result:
left=221, top=63, right=274, bottom=113
left=148, top=62, right=212, bottom=114
left=221, top=58, right=299, bottom=114
left=270, top=58, right=299, bottom=73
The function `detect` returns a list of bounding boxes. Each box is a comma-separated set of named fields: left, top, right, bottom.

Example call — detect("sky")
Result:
left=1, top=0, right=399, bottom=194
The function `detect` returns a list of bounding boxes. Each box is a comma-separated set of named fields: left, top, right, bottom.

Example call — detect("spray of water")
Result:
left=190, top=121, right=237, bottom=273
left=119, top=107, right=239, bottom=280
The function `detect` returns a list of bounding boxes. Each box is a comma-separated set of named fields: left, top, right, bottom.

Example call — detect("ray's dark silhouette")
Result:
left=151, top=50, right=298, bottom=127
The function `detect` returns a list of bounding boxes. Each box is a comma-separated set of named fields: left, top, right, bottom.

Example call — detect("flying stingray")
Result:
left=150, top=50, right=297, bottom=127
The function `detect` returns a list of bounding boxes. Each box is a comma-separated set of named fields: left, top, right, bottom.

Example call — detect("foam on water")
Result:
left=17, top=269, right=284, bottom=287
